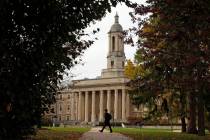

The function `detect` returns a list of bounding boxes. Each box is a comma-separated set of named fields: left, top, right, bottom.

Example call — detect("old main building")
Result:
left=48, top=14, right=137, bottom=125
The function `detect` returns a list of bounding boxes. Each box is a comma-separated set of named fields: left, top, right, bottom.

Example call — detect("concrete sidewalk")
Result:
left=79, top=127, right=132, bottom=140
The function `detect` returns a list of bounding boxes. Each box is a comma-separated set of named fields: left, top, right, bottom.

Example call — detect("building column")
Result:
left=114, top=89, right=118, bottom=120
left=99, top=90, right=104, bottom=121
left=126, top=91, right=130, bottom=118
left=122, top=89, right=126, bottom=121
left=109, top=34, right=111, bottom=54
left=78, top=92, right=82, bottom=121
left=75, top=93, right=78, bottom=120
left=91, top=91, right=96, bottom=122
left=107, top=90, right=111, bottom=113
left=70, top=93, right=74, bottom=120
left=85, top=91, right=89, bottom=122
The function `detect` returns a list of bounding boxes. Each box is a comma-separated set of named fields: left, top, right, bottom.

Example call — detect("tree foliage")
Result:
left=124, top=59, right=149, bottom=79
left=0, top=0, right=135, bottom=139
left=128, top=0, right=210, bottom=136
left=125, top=59, right=136, bottom=79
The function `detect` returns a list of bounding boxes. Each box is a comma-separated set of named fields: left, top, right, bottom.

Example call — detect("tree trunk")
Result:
left=180, top=93, right=186, bottom=132
left=197, top=93, right=205, bottom=136
left=181, top=117, right=186, bottom=132
left=187, top=92, right=197, bottom=134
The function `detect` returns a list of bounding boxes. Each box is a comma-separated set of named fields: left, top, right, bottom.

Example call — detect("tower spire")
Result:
left=114, top=12, right=119, bottom=23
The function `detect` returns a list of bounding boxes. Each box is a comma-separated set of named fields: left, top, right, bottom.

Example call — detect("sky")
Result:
left=63, top=1, right=146, bottom=83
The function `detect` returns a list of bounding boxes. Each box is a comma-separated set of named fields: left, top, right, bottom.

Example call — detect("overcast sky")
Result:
left=64, top=1, right=146, bottom=83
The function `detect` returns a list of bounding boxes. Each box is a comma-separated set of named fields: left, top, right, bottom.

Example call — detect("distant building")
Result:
left=47, top=14, right=139, bottom=125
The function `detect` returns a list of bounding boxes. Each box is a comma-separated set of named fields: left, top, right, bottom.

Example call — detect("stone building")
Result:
left=47, top=14, right=136, bottom=125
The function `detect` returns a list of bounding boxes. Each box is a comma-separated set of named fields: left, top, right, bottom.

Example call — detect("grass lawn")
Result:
left=32, top=127, right=90, bottom=140
left=112, top=127, right=210, bottom=140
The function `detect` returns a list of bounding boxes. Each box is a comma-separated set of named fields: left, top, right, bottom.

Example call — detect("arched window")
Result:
left=112, top=36, right=115, bottom=51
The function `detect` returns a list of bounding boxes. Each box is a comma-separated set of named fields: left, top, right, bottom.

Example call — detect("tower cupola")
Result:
left=110, top=13, right=123, bottom=32
left=101, top=13, right=126, bottom=78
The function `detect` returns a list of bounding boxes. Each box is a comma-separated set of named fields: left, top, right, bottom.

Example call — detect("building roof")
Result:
left=110, top=13, right=123, bottom=32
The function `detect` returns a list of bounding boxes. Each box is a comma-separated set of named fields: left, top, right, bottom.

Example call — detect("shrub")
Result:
left=127, top=116, right=143, bottom=125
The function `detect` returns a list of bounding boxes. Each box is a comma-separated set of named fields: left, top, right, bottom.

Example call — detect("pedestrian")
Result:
left=99, top=109, right=112, bottom=133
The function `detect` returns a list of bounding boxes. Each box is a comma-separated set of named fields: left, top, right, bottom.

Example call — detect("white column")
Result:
left=126, top=92, right=130, bottom=117
left=117, top=36, right=119, bottom=51
left=91, top=91, right=96, bottom=122
left=109, top=34, right=111, bottom=53
left=107, top=90, right=111, bottom=113
left=78, top=92, right=82, bottom=121
left=85, top=91, right=89, bottom=122
left=99, top=90, right=104, bottom=121
left=122, top=89, right=126, bottom=121
left=114, top=89, right=118, bottom=120
left=70, top=93, right=74, bottom=120
left=75, top=93, right=78, bottom=120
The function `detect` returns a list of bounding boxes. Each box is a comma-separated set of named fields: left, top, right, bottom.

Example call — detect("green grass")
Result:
left=112, top=127, right=210, bottom=140
left=32, top=127, right=90, bottom=140
left=32, top=127, right=210, bottom=140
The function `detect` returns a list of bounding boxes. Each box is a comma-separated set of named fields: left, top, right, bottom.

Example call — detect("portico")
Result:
left=70, top=77, right=130, bottom=123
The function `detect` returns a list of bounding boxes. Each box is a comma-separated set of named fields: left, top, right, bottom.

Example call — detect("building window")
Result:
left=122, top=61, right=124, bottom=67
left=51, top=107, right=55, bottom=113
left=68, top=94, right=70, bottom=99
left=67, top=116, right=70, bottom=121
left=112, top=36, right=115, bottom=51
left=67, top=105, right=70, bottom=111
left=111, top=61, right=114, bottom=68
left=59, top=116, right=61, bottom=121
left=59, top=104, right=62, bottom=111
left=60, top=95, right=62, bottom=100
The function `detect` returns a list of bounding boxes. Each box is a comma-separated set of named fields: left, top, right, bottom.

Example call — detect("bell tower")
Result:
left=101, top=13, right=126, bottom=78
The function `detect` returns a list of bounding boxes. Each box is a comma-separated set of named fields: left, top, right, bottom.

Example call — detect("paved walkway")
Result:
left=79, top=127, right=132, bottom=140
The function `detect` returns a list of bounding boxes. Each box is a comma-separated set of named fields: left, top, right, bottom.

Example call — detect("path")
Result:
left=79, top=127, right=132, bottom=140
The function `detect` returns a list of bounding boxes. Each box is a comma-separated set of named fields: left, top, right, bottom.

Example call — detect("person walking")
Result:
left=99, top=109, right=112, bottom=133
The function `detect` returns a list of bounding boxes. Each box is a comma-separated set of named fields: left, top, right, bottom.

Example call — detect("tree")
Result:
left=126, top=44, right=168, bottom=122
left=129, top=0, right=210, bottom=136
left=124, top=59, right=137, bottom=79
left=124, top=59, right=149, bottom=79
left=0, top=0, right=135, bottom=139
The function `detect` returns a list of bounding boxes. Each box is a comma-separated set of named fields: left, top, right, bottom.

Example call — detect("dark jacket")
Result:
left=104, top=112, right=112, bottom=123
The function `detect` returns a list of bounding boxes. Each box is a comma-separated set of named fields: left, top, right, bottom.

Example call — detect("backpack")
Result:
left=108, top=113, right=112, bottom=120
